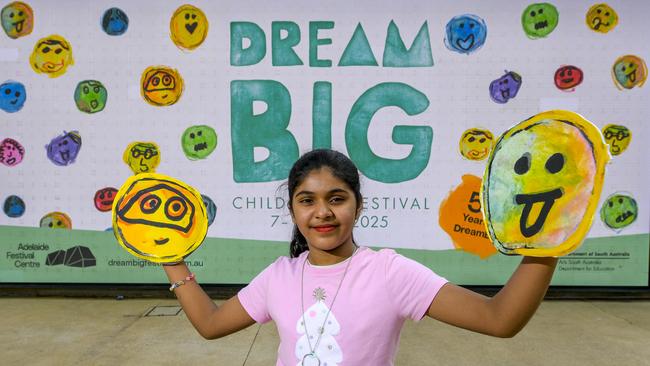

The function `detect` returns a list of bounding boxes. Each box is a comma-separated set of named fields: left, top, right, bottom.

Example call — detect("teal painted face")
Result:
left=181, top=125, right=217, bottom=160
left=74, top=80, right=107, bottom=113
left=522, top=3, right=559, bottom=39
left=600, top=194, right=637, bottom=230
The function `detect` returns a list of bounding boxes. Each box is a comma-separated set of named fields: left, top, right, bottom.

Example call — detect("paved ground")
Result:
left=2, top=298, right=649, bottom=365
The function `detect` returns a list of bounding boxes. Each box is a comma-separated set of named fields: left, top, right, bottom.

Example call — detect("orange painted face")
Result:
left=112, top=173, right=208, bottom=263
left=482, top=110, right=610, bottom=257
left=1, top=1, right=33, bottom=39
left=141, top=66, right=184, bottom=106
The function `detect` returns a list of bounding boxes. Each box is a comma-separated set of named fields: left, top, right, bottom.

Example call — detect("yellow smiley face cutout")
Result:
left=459, top=128, right=494, bottom=161
left=123, top=142, right=161, bottom=175
left=585, top=3, right=618, bottom=33
left=602, top=124, right=631, bottom=156
left=112, top=173, right=208, bottom=263
left=482, top=110, right=610, bottom=257
left=29, top=35, right=74, bottom=78
left=141, top=66, right=184, bottom=106
left=170, top=4, right=208, bottom=51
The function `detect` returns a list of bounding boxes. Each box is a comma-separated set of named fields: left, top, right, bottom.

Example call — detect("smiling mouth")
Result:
left=12, top=20, right=24, bottom=32
left=60, top=150, right=70, bottom=162
left=625, top=71, right=637, bottom=83
left=185, top=22, right=198, bottom=34
left=469, top=148, right=488, bottom=158
left=313, top=225, right=336, bottom=233
left=515, top=188, right=563, bottom=237
left=534, top=20, right=548, bottom=30
left=10, top=99, right=17, bottom=105
left=455, top=34, right=475, bottom=50
left=42, top=61, right=64, bottom=72
left=154, top=238, right=170, bottom=245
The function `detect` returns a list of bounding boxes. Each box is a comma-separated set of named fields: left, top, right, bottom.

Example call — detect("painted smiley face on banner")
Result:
left=1, top=1, right=33, bottom=39
left=140, top=66, right=184, bottom=106
left=170, top=4, right=209, bottom=51
left=482, top=110, right=610, bottom=257
left=30, top=35, right=74, bottom=78
left=112, top=173, right=208, bottom=263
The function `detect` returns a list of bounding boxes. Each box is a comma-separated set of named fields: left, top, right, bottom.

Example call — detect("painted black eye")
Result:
left=459, top=22, right=464, bottom=28
left=18, top=11, right=23, bottom=16
left=4, top=89, right=10, bottom=95
left=605, top=12, right=610, bottom=16
left=545, top=153, right=564, bottom=174
left=618, top=198, right=623, bottom=204
left=470, top=23, right=475, bottom=29
left=530, top=11, right=536, bottom=17
left=597, top=9, right=602, bottom=14
left=15, top=91, right=20, bottom=97
left=185, top=13, right=190, bottom=20
left=192, top=14, right=196, bottom=19
left=189, top=133, right=195, bottom=139
left=42, top=46, right=50, bottom=53
left=197, top=131, right=202, bottom=136
left=55, top=48, right=62, bottom=54
left=165, top=197, right=187, bottom=221
left=479, top=138, right=486, bottom=143
left=608, top=201, right=613, bottom=207
left=621, top=66, right=626, bottom=71
left=94, top=87, right=100, bottom=93
left=514, top=153, right=531, bottom=175
left=140, top=194, right=161, bottom=214
left=538, top=8, right=544, bottom=14
left=468, top=137, right=475, bottom=142
left=83, top=86, right=89, bottom=94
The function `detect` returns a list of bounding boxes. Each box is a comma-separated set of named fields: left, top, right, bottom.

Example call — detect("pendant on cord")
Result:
left=301, top=352, right=320, bottom=366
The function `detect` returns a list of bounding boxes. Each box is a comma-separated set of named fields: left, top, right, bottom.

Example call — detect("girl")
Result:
left=163, top=149, right=558, bottom=365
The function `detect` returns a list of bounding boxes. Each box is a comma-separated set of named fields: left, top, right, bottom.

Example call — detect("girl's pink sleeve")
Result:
left=237, top=261, right=275, bottom=324
left=383, top=249, right=448, bottom=321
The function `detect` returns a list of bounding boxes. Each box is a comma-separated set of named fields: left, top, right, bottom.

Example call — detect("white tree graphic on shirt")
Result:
left=295, top=287, right=343, bottom=366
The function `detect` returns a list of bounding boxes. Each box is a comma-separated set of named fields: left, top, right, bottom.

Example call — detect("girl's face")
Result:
left=291, top=168, right=359, bottom=254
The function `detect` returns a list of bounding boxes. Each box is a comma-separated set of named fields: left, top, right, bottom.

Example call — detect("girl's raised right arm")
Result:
left=163, top=263, right=256, bottom=339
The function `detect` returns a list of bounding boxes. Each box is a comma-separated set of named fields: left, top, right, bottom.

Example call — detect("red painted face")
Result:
left=554, top=65, right=584, bottom=91
left=94, top=187, right=118, bottom=212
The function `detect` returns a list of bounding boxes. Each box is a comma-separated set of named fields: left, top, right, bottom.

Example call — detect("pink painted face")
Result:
left=0, top=138, right=25, bottom=166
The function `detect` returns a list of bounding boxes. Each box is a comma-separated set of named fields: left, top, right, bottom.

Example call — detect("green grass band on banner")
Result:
left=1, top=226, right=647, bottom=286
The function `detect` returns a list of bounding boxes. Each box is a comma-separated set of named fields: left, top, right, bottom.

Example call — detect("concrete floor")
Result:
left=1, top=298, right=649, bottom=365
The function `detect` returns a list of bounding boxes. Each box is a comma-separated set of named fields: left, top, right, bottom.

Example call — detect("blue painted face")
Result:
left=445, top=14, right=488, bottom=54
left=0, top=81, right=26, bottom=113
left=3, top=195, right=25, bottom=218
left=489, top=71, right=523, bottom=104
left=101, top=7, right=128, bottom=36
left=201, top=194, right=217, bottom=227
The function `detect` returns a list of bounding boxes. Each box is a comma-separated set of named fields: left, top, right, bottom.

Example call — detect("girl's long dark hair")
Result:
left=288, top=149, right=362, bottom=258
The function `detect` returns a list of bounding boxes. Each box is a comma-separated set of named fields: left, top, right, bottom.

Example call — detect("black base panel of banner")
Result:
left=1, top=284, right=649, bottom=300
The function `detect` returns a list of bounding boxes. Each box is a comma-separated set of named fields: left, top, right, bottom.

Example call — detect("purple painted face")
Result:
left=46, top=131, right=82, bottom=166
left=0, top=138, right=25, bottom=166
left=489, top=71, right=522, bottom=104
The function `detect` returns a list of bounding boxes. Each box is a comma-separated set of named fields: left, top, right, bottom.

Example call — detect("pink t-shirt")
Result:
left=238, top=247, right=448, bottom=365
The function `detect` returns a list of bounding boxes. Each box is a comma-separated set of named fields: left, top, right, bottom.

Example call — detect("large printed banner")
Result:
left=1, top=0, right=648, bottom=285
